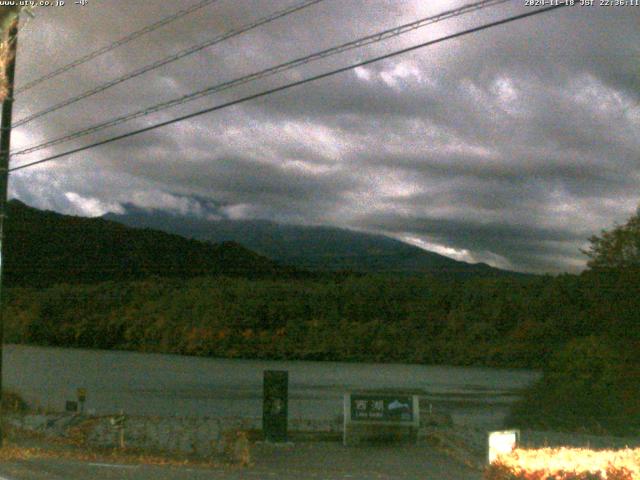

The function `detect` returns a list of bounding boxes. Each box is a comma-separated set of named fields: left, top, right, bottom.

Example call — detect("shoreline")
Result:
left=2, top=343, right=542, bottom=372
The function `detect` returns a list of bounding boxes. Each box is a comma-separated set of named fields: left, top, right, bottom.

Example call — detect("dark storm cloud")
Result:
left=8, top=0, right=640, bottom=273
left=126, top=153, right=356, bottom=205
left=353, top=211, right=588, bottom=272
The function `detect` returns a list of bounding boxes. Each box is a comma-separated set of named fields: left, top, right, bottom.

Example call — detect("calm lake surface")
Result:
left=3, top=344, right=539, bottom=428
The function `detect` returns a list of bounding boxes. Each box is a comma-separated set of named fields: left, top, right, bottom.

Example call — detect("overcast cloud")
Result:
left=8, top=0, right=640, bottom=273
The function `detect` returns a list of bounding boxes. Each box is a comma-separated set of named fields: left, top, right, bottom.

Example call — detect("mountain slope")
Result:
left=104, top=205, right=523, bottom=277
left=4, top=200, right=299, bottom=287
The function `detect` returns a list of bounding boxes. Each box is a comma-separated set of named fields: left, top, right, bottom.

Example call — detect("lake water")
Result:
left=3, top=344, right=539, bottom=428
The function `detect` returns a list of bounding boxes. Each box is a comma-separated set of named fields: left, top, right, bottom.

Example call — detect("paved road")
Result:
left=0, top=442, right=482, bottom=479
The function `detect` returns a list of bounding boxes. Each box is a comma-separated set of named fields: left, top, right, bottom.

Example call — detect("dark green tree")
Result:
left=582, top=205, right=640, bottom=270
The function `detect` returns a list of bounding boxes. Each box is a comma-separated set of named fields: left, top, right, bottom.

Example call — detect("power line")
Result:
left=13, top=0, right=325, bottom=128
left=15, top=0, right=221, bottom=95
left=11, top=0, right=510, bottom=157
left=8, top=3, right=569, bottom=174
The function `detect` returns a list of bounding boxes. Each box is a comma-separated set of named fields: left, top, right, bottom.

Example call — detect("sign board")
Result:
left=343, top=393, right=419, bottom=446
left=488, top=430, right=519, bottom=464
left=110, top=414, right=126, bottom=429
left=65, top=400, right=78, bottom=412
left=263, top=370, right=288, bottom=442
left=350, top=394, right=415, bottom=423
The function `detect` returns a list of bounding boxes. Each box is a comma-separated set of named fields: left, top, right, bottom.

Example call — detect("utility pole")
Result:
left=0, top=18, right=18, bottom=447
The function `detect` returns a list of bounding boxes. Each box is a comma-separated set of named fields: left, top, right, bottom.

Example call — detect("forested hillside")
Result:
left=4, top=200, right=302, bottom=287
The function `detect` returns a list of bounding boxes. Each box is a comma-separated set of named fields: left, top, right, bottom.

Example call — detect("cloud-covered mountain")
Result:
left=104, top=204, right=529, bottom=277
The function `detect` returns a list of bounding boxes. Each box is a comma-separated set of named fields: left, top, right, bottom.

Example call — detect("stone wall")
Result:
left=8, top=412, right=639, bottom=465
left=7, top=413, right=347, bottom=456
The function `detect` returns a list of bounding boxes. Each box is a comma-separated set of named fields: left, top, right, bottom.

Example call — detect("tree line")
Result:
left=4, top=268, right=636, bottom=370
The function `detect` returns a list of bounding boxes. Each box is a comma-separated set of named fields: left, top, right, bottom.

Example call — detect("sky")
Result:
left=8, top=0, right=640, bottom=274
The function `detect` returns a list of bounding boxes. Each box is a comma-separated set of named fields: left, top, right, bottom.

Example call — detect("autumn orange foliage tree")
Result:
left=483, top=446, right=639, bottom=480
left=484, top=461, right=634, bottom=480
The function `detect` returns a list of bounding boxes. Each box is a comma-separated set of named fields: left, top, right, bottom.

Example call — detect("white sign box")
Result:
left=488, top=430, right=519, bottom=464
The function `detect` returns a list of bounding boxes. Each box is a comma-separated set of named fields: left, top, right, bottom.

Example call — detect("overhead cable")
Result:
left=13, top=0, right=326, bottom=128
left=8, top=3, right=570, bottom=173
left=15, top=0, right=221, bottom=95
left=12, top=0, right=511, bottom=156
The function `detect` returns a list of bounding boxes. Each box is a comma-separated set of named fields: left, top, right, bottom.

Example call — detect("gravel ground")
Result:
left=0, top=439, right=482, bottom=480
left=247, top=441, right=483, bottom=480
